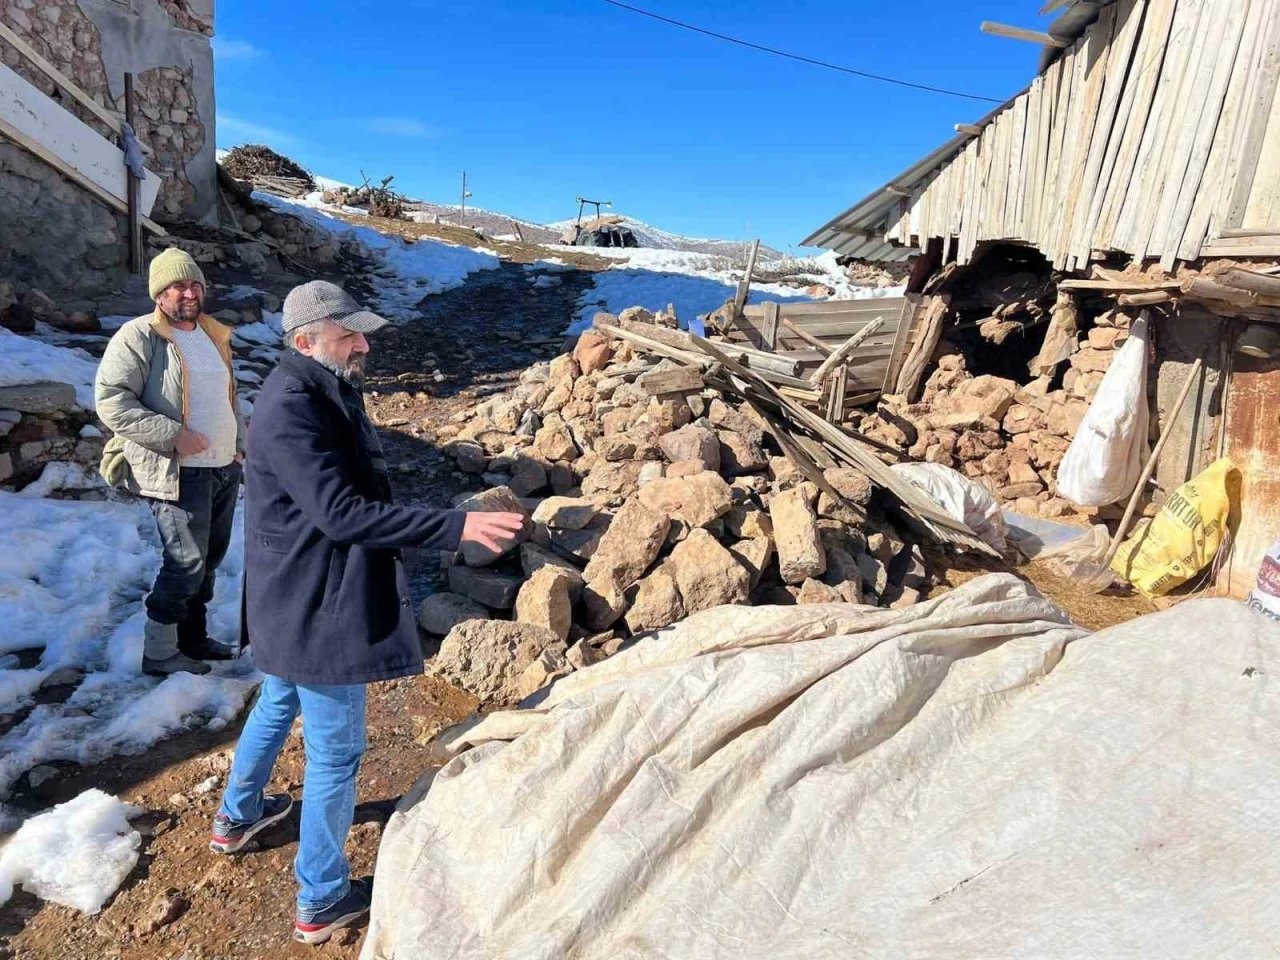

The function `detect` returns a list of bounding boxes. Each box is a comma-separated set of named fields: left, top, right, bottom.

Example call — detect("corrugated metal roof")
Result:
left=802, top=0, right=1112, bottom=258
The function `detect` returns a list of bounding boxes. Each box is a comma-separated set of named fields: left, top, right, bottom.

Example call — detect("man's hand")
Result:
left=176, top=428, right=209, bottom=457
left=460, top=511, right=525, bottom=553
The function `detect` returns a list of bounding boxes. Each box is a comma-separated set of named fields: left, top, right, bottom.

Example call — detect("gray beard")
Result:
left=314, top=353, right=366, bottom=390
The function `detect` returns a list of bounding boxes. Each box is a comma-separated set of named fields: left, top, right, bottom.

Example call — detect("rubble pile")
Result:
left=857, top=308, right=1135, bottom=521
left=218, top=145, right=315, bottom=191
left=423, top=311, right=933, bottom=702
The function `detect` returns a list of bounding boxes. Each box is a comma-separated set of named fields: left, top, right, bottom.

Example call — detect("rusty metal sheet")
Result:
left=1218, top=354, right=1280, bottom=597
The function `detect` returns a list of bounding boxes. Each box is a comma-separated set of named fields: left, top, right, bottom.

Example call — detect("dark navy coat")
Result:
left=244, top=351, right=464, bottom=685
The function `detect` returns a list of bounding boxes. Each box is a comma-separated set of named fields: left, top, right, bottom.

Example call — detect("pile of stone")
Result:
left=1, top=281, right=103, bottom=335
left=0, top=382, right=104, bottom=493
left=857, top=309, right=1134, bottom=520
left=421, top=311, right=931, bottom=704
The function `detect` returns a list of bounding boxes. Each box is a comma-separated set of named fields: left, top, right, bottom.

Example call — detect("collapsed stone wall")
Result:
left=0, top=382, right=104, bottom=491
left=422, top=310, right=932, bottom=703
left=859, top=307, right=1143, bottom=521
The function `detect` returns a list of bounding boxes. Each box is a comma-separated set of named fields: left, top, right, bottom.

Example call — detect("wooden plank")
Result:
left=824, top=363, right=847, bottom=422
left=980, top=21, right=1070, bottom=46
left=1040, top=47, right=1072, bottom=251
left=1005, top=95, right=1028, bottom=238
left=1117, top=289, right=1176, bottom=306
left=1068, top=0, right=1141, bottom=267
left=0, top=62, right=162, bottom=220
left=1244, top=56, right=1280, bottom=227
left=637, top=365, right=704, bottom=396
left=1223, top=0, right=1280, bottom=227
left=0, top=20, right=122, bottom=133
left=594, top=322, right=710, bottom=368
left=1222, top=268, right=1280, bottom=297
left=955, top=122, right=983, bottom=136
left=1201, top=241, right=1280, bottom=258
left=894, top=295, right=950, bottom=400
left=1156, top=0, right=1248, bottom=268
left=809, top=317, right=887, bottom=385
left=1058, top=278, right=1181, bottom=291
left=732, top=239, right=760, bottom=319
left=741, top=299, right=906, bottom=320
left=0, top=113, right=165, bottom=235
left=124, top=72, right=141, bottom=276
left=1177, top=0, right=1261, bottom=260
left=882, top=295, right=920, bottom=396
left=1134, top=0, right=1211, bottom=260
left=760, top=301, right=779, bottom=350
left=1057, top=4, right=1116, bottom=269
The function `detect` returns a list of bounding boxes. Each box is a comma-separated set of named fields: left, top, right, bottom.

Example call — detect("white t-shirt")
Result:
left=169, top=324, right=237, bottom=468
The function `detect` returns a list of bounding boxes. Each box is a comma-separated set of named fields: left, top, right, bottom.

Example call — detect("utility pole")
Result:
left=460, top=171, right=472, bottom=224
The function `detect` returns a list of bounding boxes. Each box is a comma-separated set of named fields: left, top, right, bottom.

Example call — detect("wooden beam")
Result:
left=124, top=72, right=142, bottom=276
left=0, top=113, right=165, bottom=234
left=1117, top=290, right=1175, bottom=307
left=637, top=365, right=704, bottom=396
left=1058, top=278, right=1182, bottom=292
left=808, top=316, right=886, bottom=385
left=885, top=185, right=912, bottom=197
left=779, top=317, right=833, bottom=355
left=954, top=123, right=984, bottom=136
left=1222, top=268, right=1280, bottom=298
left=0, top=20, right=122, bottom=133
left=732, top=238, right=760, bottom=320
left=981, top=21, right=1070, bottom=47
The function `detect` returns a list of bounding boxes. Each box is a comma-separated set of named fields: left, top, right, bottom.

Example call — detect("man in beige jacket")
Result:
left=96, top=248, right=247, bottom=676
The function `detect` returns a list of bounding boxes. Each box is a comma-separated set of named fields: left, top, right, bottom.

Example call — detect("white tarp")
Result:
left=363, top=574, right=1280, bottom=960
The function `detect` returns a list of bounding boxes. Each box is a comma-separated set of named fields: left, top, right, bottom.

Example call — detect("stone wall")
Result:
left=0, top=141, right=129, bottom=297
left=0, top=0, right=217, bottom=296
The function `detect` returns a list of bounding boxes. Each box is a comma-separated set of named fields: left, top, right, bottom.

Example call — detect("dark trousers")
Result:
left=145, top=463, right=242, bottom=647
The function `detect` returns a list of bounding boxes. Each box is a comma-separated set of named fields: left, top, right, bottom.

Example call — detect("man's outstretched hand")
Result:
left=460, top=511, right=526, bottom=552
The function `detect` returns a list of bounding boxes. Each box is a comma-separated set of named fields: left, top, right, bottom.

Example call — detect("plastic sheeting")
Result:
left=360, top=575, right=1280, bottom=959
left=891, top=461, right=1008, bottom=552
left=1056, top=314, right=1150, bottom=507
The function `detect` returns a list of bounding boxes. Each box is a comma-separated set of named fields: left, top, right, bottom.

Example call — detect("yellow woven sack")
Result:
left=1110, top=457, right=1237, bottom=597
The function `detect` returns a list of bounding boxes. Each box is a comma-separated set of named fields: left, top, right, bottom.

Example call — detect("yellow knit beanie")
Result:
left=148, top=247, right=207, bottom=300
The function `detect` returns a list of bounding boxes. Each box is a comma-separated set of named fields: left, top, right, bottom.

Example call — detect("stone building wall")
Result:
left=0, top=0, right=216, bottom=296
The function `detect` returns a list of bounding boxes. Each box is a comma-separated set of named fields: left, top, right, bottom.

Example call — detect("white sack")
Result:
left=891, top=461, right=1007, bottom=551
left=364, top=576, right=1280, bottom=960
left=1056, top=314, right=1150, bottom=506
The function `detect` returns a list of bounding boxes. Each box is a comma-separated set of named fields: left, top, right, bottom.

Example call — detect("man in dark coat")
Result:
left=209, top=280, right=523, bottom=945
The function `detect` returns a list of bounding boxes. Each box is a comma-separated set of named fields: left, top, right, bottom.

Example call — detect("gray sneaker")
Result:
left=142, top=652, right=212, bottom=677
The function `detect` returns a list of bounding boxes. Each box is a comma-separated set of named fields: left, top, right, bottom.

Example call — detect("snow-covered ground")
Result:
left=255, top=192, right=500, bottom=321
left=564, top=247, right=903, bottom=334
left=0, top=328, right=101, bottom=409
left=0, top=493, right=258, bottom=825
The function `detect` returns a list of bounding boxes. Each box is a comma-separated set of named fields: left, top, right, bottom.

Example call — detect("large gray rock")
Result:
left=514, top=567, right=574, bottom=642
left=624, top=569, right=685, bottom=633
left=581, top=574, right=630, bottom=632
left=658, top=425, right=720, bottom=472
left=448, top=566, right=524, bottom=610
left=769, top=487, right=827, bottom=584
left=708, top=398, right=766, bottom=446
left=583, top=496, right=670, bottom=591
left=432, top=619, right=563, bottom=702
left=725, top=502, right=773, bottom=540
left=531, top=422, right=579, bottom=462
left=418, top=592, right=490, bottom=636
left=638, top=471, right=733, bottom=528
left=0, top=382, right=76, bottom=415
left=456, top=486, right=529, bottom=567
left=669, top=529, right=750, bottom=614
left=580, top=459, right=646, bottom=502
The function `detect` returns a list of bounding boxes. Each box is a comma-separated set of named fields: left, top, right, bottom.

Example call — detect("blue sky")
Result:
left=214, top=1, right=1054, bottom=252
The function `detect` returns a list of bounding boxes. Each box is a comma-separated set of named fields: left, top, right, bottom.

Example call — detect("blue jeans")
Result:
left=218, top=674, right=367, bottom=911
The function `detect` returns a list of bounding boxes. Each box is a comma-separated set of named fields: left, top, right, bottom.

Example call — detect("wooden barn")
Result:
left=799, top=0, right=1280, bottom=598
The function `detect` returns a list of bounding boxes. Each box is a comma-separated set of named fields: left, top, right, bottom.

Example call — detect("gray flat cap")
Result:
left=282, top=280, right=388, bottom=334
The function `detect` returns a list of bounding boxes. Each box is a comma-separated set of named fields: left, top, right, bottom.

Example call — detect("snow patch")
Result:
left=0, top=495, right=259, bottom=797
left=254, top=193, right=500, bottom=321
left=0, top=789, right=142, bottom=913
left=0, top=328, right=100, bottom=409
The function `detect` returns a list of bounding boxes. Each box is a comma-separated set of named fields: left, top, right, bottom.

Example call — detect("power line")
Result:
left=600, top=0, right=1004, bottom=104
